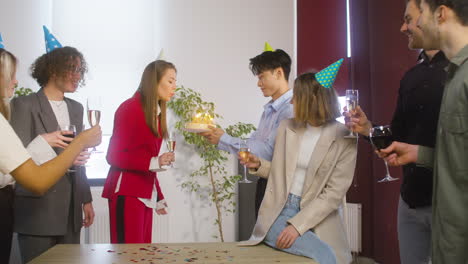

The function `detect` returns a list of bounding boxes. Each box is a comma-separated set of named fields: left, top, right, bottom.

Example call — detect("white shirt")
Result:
left=0, top=135, right=56, bottom=188
left=49, top=100, right=70, bottom=129
left=0, top=114, right=31, bottom=176
left=290, top=124, right=322, bottom=196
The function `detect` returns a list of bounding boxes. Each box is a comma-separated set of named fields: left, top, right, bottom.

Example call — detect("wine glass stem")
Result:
left=243, top=165, right=247, bottom=180
left=384, top=160, right=391, bottom=176
left=170, top=150, right=174, bottom=168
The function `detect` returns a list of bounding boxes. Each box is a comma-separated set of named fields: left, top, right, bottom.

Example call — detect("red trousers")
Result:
left=108, top=195, right=153, bottom=243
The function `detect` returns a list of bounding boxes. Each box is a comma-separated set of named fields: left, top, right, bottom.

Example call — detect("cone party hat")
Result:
left=315, top=58, right=344, bottom=89
left=43, top=25, right=63, bottom=53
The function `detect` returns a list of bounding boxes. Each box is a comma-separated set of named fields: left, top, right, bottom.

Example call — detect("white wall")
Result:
left=0, top=0, right=52, bottom=90
left=1, top=0, right=296, bottom=243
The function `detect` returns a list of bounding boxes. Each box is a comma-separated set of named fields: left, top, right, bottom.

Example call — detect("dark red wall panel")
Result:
left=297, top=0, right=349, bottom=95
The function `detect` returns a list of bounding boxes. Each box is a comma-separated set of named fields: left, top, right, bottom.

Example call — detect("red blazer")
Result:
left=102, top=92, right=165, bottom=201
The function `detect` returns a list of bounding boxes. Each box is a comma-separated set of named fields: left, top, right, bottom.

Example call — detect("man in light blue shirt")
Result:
left=201, top=48, right=293, bottom=217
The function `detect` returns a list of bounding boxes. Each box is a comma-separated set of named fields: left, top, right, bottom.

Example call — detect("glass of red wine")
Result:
left=60, top=124, right=77, bottom=172
left=369, top=125, right=399, bottom=183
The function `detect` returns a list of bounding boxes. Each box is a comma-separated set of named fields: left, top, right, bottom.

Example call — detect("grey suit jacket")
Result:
left=10, top=89, right=92, bottom=236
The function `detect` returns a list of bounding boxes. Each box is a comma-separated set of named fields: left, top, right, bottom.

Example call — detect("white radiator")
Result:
left=81, top=187, right=170, bottom=244
left=343, top=203, right=362, bottom=253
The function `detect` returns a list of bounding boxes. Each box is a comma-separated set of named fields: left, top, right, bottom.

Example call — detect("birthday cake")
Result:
left=184, top=112, right=215, bottom=132
left=185, top=122, right=211, bottom=130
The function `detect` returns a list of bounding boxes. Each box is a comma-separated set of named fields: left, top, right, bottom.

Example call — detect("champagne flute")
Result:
left=166, top=131, right=176, bottom=168
left=344, top=89, right=359, bottom=138
left=87, top=97, right=102, bottom=153
left=369, top=125, right=399, bottom=183
left=60, top=124, right=77, bottom=172
left=238, top=139, right=252, bottom=184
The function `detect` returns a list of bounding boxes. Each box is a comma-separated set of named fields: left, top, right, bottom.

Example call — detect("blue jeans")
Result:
left=264, top=194, right=337, bottom=264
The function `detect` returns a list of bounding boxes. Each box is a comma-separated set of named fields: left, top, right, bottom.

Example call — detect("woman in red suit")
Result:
left=102, top=60, right=177, bottom=243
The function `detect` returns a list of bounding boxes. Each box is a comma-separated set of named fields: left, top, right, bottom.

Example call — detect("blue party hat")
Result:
left=315, top=59, right=344, bottom=89
left=264, top=42, right=275, bottom=52
left=43, top=26, right=62, bottom=53
left=0, top=33, right=4, bottom=49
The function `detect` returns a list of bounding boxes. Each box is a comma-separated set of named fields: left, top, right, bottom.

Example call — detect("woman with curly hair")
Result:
left=10, top=46, right=96, bottom=262
left=0, top=46, right=101, bottom=263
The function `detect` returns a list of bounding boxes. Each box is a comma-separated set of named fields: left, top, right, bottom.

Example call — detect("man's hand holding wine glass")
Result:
left=344, top=105, right=373, bottom=136
left=238, top=152, right=261, bottom=170
left=379, top=142, right=419, bottom=167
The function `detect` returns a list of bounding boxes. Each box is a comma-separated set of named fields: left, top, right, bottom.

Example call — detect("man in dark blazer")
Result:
left=10, top=46, right=94, bottom=263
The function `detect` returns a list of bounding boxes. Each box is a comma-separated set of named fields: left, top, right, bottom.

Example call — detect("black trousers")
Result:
left=255, top=178, right=268, bottom=219
left=0, top=185, right=14, bottom=264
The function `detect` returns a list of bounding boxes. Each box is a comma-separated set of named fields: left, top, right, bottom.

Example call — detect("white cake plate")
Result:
left=182, top=127, right=211, bottom=133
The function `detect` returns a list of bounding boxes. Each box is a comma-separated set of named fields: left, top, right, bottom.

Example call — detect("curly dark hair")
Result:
left=30, top=46, right=88, bottom=87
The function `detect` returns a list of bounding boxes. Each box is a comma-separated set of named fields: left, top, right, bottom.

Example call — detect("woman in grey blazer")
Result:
left=240, top=71, right=357, bottom=264
left=10, top=47, right=95, bottom=263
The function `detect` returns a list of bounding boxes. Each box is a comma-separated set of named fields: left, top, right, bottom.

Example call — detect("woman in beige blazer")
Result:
left=239, top=71, right=357, bottom=264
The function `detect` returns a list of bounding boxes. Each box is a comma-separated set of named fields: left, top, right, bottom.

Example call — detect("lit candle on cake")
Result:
left=185, top=110, right=215, bottom=132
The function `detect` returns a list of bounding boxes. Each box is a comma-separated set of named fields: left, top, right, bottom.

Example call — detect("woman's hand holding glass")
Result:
left=155, top=201, right=168, bottom=215
left=41, top=130, right=74, bottom=149
left=156, top=208, right=168, bottom=215
left=73, top=149, right=91, bottom=166
left=58, top=125, right=78, bottom=172
left=158, top=152, right=175, bottom=168
left=76, top=125, right=102, bottom=148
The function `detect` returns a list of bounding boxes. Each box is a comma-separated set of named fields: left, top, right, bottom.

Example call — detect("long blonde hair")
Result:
left=0, top=49, right=17, bottom=119
left=137, top=60, right=176, bottom=138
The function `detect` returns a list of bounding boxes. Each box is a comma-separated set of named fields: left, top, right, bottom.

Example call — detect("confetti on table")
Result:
left=87, top=243, right=303, bottom=264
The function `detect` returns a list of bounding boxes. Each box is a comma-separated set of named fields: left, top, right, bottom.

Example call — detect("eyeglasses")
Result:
left=67, top=65, right=84, bottom=74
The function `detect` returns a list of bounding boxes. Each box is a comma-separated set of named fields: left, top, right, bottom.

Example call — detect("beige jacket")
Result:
left=239, top=119, right=357, bottom=264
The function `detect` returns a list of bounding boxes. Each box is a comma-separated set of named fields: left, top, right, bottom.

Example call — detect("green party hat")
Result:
left=315, top=58, right=344, bottom=89
left=264, top=42, right=275, bottom=52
